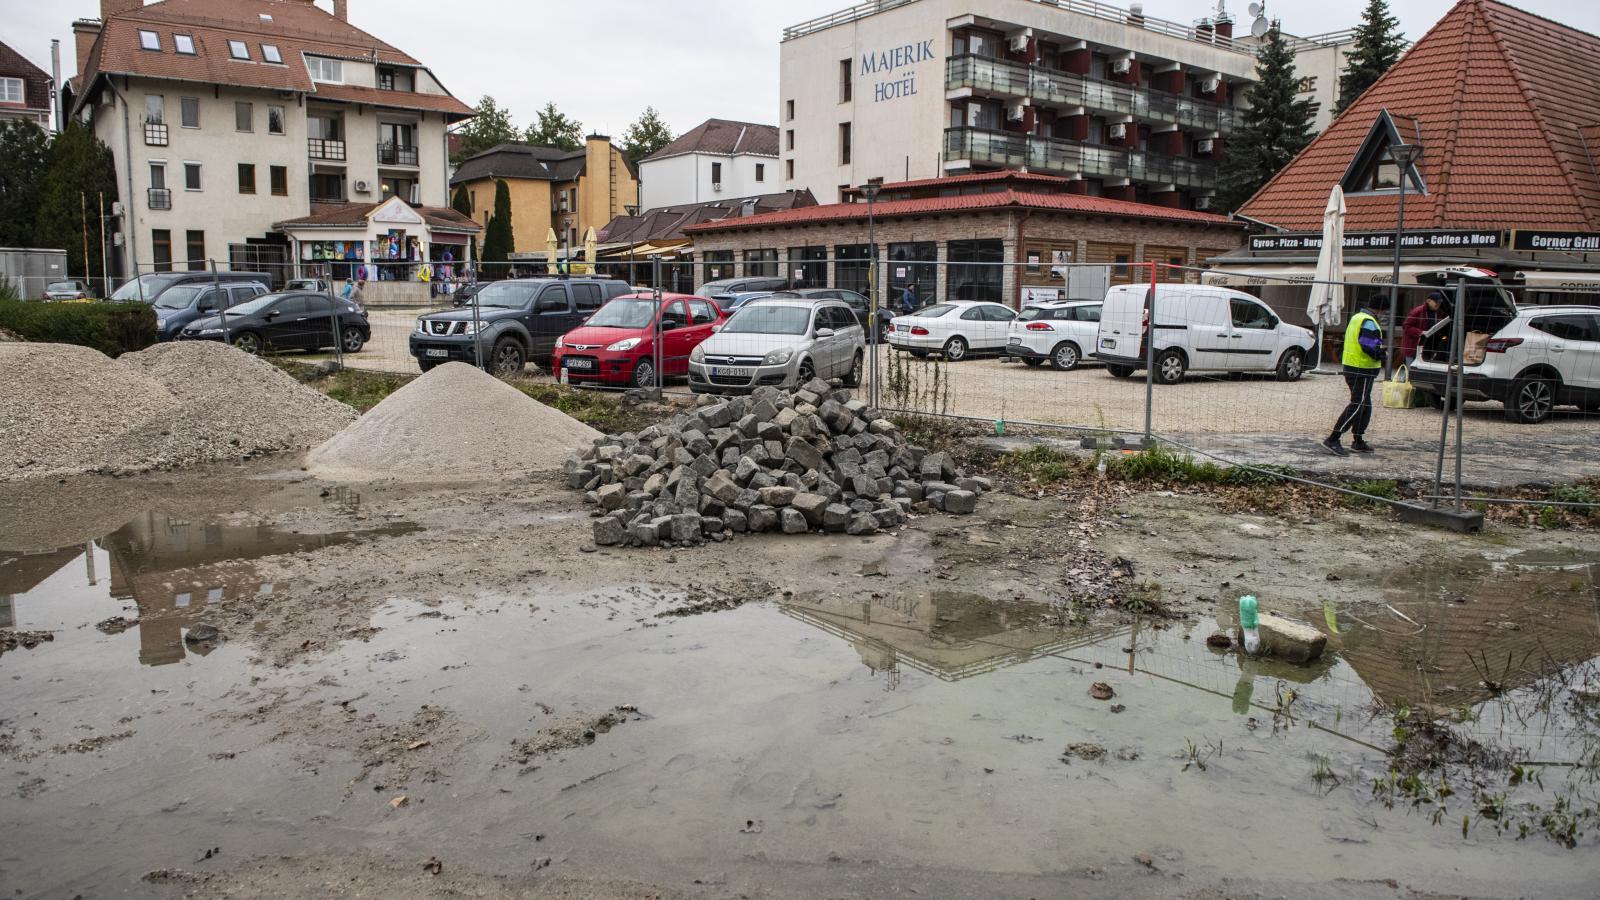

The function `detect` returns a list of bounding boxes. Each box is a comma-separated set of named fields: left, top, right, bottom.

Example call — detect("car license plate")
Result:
left=426, top=348, right=449, bottom=358
left=711, top=366, right=752, bottom=377
left=1100, top=339, right=1116, bottom=350
left=565, top=358, right=594, bottom=370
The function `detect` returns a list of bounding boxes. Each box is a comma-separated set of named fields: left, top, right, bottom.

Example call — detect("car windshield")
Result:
left=473, top=282, right=536, bottom=308
left=46, top=282, right=77, bottom=292
left=110, top=273, right=184, bottom=302
left=153, top=285, right=205, bottom=310
left=914, top=304, right=956, bottom=318
left=227, top=294, right=280, bottom=317
left=585, top=300, right=657, bottom=329
left=721, top=305, right=811, bottom=335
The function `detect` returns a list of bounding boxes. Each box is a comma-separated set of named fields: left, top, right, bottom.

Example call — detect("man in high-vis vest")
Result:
left=1322, top=308, right=1385, bottom=456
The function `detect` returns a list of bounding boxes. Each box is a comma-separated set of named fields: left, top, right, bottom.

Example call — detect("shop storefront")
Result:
left=275, top=197, right=480, bottom=290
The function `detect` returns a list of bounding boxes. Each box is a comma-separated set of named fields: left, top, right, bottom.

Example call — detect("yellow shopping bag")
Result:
left=1382, top=365, right=1417, bottom=409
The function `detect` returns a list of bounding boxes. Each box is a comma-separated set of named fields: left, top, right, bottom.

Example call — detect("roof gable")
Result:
left=449, top=143, right=591, bottom=185
left=644, top=118, right=779, bottom=162
left=1338, top=109, right=1428, bottom=195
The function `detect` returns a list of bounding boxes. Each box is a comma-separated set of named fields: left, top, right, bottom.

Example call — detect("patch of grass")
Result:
left=1106, top=443, right=1228, bottom=484
left=1343, top=478, right=1400, bottom=508
left=510, top=381, right=665, bottom=434
left=994, top=444, right=1085, bottom=486
left=324, top=370, right=414, bottom=412
left=889, top=413, right=976, bottom=454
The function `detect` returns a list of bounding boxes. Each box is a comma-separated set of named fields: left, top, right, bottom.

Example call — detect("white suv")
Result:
left=1006, top=299, right=1102, bottom=370
left=1409, top=305, right=1600, bottom=423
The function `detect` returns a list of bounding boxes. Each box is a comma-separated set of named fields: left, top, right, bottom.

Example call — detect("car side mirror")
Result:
left=815, top=327, right=835, bottom=338
left=711, top=324, right=723, bottom=332
left=1268, top=316, right=1281, bottom=329
left=263, top=310, right=279, bottom=320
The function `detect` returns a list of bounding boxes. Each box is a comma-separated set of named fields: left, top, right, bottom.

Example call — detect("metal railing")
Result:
left=147, top=188, right=172, bottom=210
left=143, top=122, right=168, bottom=146
left=308, top=138, right=347, bottom=161
left=377, top=143, right=418, bottom=166
left=947, top=55, right=1238, bottom=133
left=944, top=127, right=1217, bottom=189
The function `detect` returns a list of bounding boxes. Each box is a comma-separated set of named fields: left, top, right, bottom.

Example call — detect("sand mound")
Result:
left=306, top=362, right=600, bottom=483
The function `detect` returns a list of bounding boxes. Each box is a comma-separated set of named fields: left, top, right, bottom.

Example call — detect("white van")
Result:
left=1093, top=284, right=1315, bottom=384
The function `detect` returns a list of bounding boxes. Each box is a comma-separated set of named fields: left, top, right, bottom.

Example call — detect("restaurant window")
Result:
left=235, top=101, right=252, bottom=132
left=180, top=97, right=199, bottom=128
left=152, top=229, right=172, bottom=272
left=787, top=246, right=827, bottom=288
left=742, top=248, right=777, bottom=278
left=702, top=250, right=734, bottom=281
left=237, top=163, right=256, bottom=194
left=270, top=165, right=288, bottom=196
left=1086, top=241, right=1135, bottom=285
left=185, top=231, right=205, bottom=271
left=1144, top=245, right=1189, bottom=282
left=267, top=105, right=285, bottom=135
left=840, top=59, right=852, bottom=102
left=839, top=122, right=851, bottom=165
left=834, top=244, right=874, bottom=295
left=947, top=239, right=1004, bottom=303
left=888, top=241, right=936, bottom=302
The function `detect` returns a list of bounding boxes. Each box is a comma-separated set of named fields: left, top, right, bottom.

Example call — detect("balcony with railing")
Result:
left=943, top=127, right=1217, bottom=190
left=143, top=122, right=169, bottom=146
left=147, top=187, right=172, bottom=210
left=947, top=55, right=1237, bottom=134
left=377, top=143, right=418, bottom=167
left=308, top=138, right=347, bottom=161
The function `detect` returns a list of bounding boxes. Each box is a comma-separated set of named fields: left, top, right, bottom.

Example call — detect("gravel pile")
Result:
left=569, top=379, right=990, bottom=548
left=306, top=361, right=601, bottom=483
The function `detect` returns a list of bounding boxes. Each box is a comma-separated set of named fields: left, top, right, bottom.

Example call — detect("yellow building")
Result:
left=450, top=135, right=637, bottom=261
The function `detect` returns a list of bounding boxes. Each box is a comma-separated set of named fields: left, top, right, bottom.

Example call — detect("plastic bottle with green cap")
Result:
left=1239, top=595, right=1261, bottom=654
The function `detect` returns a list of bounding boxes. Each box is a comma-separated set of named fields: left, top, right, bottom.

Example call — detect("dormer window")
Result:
left=228, top=40, right=250, bottom=61
left=306, top=57, right=343, bottom=84
left=173, top=34, right=195, bottom=55
left=139, top=30, right=161, bottom=51
left=1340, top=109, right=1427, bottom=196
left=261, top=44, right=282, bottom=64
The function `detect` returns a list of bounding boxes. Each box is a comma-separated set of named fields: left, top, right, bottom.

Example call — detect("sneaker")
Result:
left=1321, top=437, right=1349, bottom=457
left=1350, top=439, right=1375, bottom=454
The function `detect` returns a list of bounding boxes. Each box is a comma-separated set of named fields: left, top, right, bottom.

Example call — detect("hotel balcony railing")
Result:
left=143, top=122, right=169, bottom=146
left=943, top=126, right=1218, bottom=190
left=147, top=187, right=172, bottom=210
left=377, top=143, right=418, bottom=166
left=947, top=55, right=1238, bottom=134
left=307, top=138, right=347, bottom=161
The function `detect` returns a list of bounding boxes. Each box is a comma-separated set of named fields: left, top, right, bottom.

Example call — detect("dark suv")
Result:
left=410, top=277, right=631, bottom=374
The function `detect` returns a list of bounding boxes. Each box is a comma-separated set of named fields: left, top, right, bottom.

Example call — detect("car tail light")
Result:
left=1026, top=322, right=1054, bottom=331
left=1485, top=337, right=1522, bottom=353
left=1141, top=309, right=1150, bottom=330
left=910, top=326, right=929, bottom=336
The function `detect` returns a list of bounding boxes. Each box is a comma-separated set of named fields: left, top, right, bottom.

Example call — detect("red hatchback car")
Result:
left=552, top=292, right=724, bottom=388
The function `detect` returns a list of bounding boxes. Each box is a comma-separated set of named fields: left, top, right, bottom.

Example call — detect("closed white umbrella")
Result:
left=1305, top=185, right=1346, bottom=372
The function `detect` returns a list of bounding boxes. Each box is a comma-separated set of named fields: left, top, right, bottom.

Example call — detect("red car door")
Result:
left=660, top=300, right=694, bottom=374
left=675, top=298, right=720, bottom=374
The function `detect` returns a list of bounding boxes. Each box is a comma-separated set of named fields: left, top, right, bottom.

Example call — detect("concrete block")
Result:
left=1237, top=613, right=1327, bottom=664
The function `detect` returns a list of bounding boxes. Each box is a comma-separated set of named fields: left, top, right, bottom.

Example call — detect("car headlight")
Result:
left=198, top=328, right=225, bottom=335
left=463, top=321, right=487, bottom=336
left=414, top=319, right=428, bottom=334
left=690, top=344, right=705, bottom=363
left=554, top=335, right=565, bottom=349
left=763, top=347, right=794, bottom=366
left=606, top=338, right=641, bottom=352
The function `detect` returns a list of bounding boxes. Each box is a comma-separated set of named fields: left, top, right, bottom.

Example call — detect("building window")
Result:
left=238, top=163, right=256, bottom=194
left=270, top=165, right=287, bottom=196
left=834, top=244, right=873, bottom=294
left=378, top=68, right=396, bottom=90
left=235, top=101, right=252, bottom=132
left=888, top=241, right=937, bottom=300
left=139, top=30, right=161, bottom=51
left=152, top=230, right=172, bottom=271
left=702, top=250, right=734, bottom=281
left=174, top=34, right=195, bottom=55
left=839, top=122, right=851, bottom=165
left=787, top=246, right=827, bottom=288
left=0, top=78, right=21, bottom=103
left=149, top=161, right=167, bottom=190
left=711, top=161, right=722, bottom=185
left=840, top=59, right=852, bottom=102
left=786, top=129, right=794, bottom=151
left=786, top=99, right=794, bottom=121
left=261, top=44, right=282, bottom=64
left=309, top=172, right=346, bottom=203
left=948, top=239, right=1004, bottom=302
left=180, top=97, right=199, bottom=128
left=228, top=40, right=250, bottom=60
left=786, top=159, right=794, bottom=180
left=144, top=94, right=164, bottom=124
left=267, top=105, right=285, bottom=135
left=755, top=163, right=765, bottom=182
left=185, top=231, right=205, bottom=271
left=184, top=162, right=201, bottom=190
left=742, top=248, right=777, bottom=278
left=306, top=57, right=343, bottom=84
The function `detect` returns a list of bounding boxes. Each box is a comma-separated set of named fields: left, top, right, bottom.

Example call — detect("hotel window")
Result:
left=786, top=99, right=794, bottom=121
left=839, top=122, right=851, bottom=165
left=755, top=163, right=765, bottom=182
left=0, top=78, right=20, bottom=103
left=270, top=165, right=288, bottom=196
left=228, top=40, right=250, bottom=61
left=261, top=44, right=282, bottom=64
left=183, top=162, right=201, bottom=190
left=235, top=101, right=252, bottom=132
left=238, top=163, right=256, bottom=194
left=138, top=30, right=160, bottom=51
left=839, top=59, right=852, bottom=103
left=185, top=231, right=205, bottom=271
left=180, top=97, right=199, bottom=128
left=173, top=34, right=195, bottom=55
left=786, top=159, right=794, bottom=180
left=306, top=57, right=343, bottom=84
left=786, top=129, right=794, bottom=151
left=152, top=230, right=172, bottom=271
left=267, top=105, right=285, bottom=135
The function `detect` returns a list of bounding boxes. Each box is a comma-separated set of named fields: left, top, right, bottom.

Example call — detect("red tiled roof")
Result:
left=275, top=201, right=480, bottom=232
left=1239, top=0, right=1600, bottom=232
left=686, top=188, right=1238, bottom=233
left=853, top=169, right=1079, bottom=196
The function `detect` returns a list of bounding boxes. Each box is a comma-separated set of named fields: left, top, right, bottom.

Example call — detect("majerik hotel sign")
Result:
left=862, top=40, right=937, bottom=102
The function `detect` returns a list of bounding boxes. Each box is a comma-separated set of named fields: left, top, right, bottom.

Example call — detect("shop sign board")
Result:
left=1510, top=230, right=1600, bottom=252
left=1249, top=230, right=1503, bottom=252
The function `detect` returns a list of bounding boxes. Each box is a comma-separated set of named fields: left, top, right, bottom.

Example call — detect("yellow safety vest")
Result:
left=1342, top=311, right=1382, bottom=370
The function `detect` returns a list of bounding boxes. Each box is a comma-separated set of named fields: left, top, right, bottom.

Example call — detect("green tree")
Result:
left=0, top=120, right=51, bottom=248
left=1334, top=0, right=1406, bottom=116
left=621, top=106, right=674, bottom=165
left=36, top=122, right=118, bottom=282
left=480, top=179, right=514, bottom=267
left=1216, top=25, right=1316, bottom=214
left=452, top=95, right=520, bottom=164
left=450, top=184, right=479, bottom=262
left=525, top=102, right=584, bottom=151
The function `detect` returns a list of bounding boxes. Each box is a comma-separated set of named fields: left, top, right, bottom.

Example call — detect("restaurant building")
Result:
left=1211, top=0, right=1600, bottom=316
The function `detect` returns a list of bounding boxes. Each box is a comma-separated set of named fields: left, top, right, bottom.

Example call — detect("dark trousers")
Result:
left=1332, top=371, right=1376, bottom=439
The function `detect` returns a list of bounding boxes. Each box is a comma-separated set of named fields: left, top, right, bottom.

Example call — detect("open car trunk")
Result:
left=1417, top=285, right=1517, bottom=365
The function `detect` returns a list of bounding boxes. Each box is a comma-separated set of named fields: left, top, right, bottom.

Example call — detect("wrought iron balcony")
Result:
left=307, top=138, right=347, bottom=161
left=143, top=122, right=169, bottom=146
left=946, top=55, right=1238, bottom=134
left=943, top=127, right=1218, bottom=191
left=377, top=142, right=418, bottom=166
left=147, top=188, right=172, bottom=210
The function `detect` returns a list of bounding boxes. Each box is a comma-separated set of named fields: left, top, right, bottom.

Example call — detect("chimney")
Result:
left=72, top=19, right=102, bottom=79
left=101, top=0, right=144, bottom=18
left=333, top=0, right=348, bottom=21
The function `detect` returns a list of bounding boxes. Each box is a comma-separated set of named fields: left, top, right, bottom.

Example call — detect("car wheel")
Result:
left=842, top=350, right=863, bottom=388
left=1155, top=349, right=1187, bottom=385
left=1504, top=375, right=1556, bottom=424
left=490, top=338, right=525, bottom=376
left=1275, top=348, right=1305, bottom=382
left=909, top=350, right=929, bottom=359
left=231, top=331, right=263, bottom=355
left=797, top=358, right=816, bottom=385
left=341, top=326, right=365, bottom=353
left=943, top=336, right=968, bottom=361
left=1049, top=342, right=1081, bottom=372
left=632, top=358, right=656, bottom=389
left=1022, top=358, right=1044, bottom=368
left=1106, top=365, right=1136, bottom=379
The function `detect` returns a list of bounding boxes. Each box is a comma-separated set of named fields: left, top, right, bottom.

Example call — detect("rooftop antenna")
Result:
left=1247, top=2, right=1270, bottom=37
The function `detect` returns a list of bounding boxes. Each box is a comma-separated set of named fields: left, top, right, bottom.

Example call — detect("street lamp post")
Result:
left=624, top=204, right=640, bottom=285
left=1384, top=141, right=1423, bottom=379
left=858, top=182, right=882, bottom=407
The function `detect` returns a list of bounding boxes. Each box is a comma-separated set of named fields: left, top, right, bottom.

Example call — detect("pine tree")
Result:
left=525, top=102, right=584, bottom=151
left=1217, top=25, right=1316, bottom=214
left=0, top=120, right=51, bottom=248
left=36, top=122, right=118, bottom=282
left=480, top=179, right=514, bottom=267
left=452, top=95, right=520, bottom=164
left=621, top=107, right=674, bottom=165
left=1334, top=0, right=1406, bottom=116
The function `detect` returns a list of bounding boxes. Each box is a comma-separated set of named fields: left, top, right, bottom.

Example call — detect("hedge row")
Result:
left=0, top=299, right=158, bottom=357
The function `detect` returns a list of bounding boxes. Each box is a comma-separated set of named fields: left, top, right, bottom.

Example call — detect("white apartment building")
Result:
left=778, top=0, right=1355, bottom=210
left=68, top=0, right=474, bottom=281
left=638, top=118, right=781, bottom=209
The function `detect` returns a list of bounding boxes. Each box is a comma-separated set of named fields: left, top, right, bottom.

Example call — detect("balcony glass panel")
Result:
left=946, top=56, right=1237, bottom=134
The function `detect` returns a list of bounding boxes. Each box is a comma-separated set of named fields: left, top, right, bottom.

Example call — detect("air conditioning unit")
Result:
left=110, top=201, right=125, bottom=216
left=353, top=179, right=371, bottom=193
left=1008, top=34, right=1029, bottom=53
left=1109, top=123, right=1128, bottom=140
left=712, top=182, right=723, bottom=192
left=1111, top=58, right=1133, bottom=76
left=1201, top=75, right=1221, bottom=94
left=1006, top=102, right=1028, bottom=121
left=409, top=183, right=421, bottom=204
left=113, top=232, right=125, bottom=246
left=1194, top=195, right=1214, bottom=210
left=1196, top=138, right=1215, bottom=154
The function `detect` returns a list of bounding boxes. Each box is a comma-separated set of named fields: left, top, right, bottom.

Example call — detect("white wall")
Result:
left=639, top=151, right=779, bottom=209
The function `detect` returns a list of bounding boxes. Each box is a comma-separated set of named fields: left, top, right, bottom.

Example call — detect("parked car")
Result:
left=719, top=290, right=776, bottom=312
left=110, top=271, right=274, bottom=306
left=1410, top=302, right=1600, bottom=424
left=697, top=276, right=790, bottom=304
left=43, top=280, right=94, bottom=302
left=759, top=288, right=895, bottom=342
left=887, top=301, right=1017, bottom=360
left=552, top=293, right=723, bottom=388
left=688, top=296, right=864, bottom=394
left=450, top=282, right=485, bottom=307
left=176, top=292, right=369, bottom=354
left=151, top=281, right=270, bottom=340
left=409, top=277, right=632, bottom=375
left=1093, top=284, right=1313, bottom=384
left=284, top=278, right=332, bottom=293
left=1006, top=299, right=1103, bottom=370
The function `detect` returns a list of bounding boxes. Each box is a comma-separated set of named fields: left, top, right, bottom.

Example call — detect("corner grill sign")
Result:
left=1248, top=230, right=1503, bottom=252
left=1510, top=230, right=1600, bottom=252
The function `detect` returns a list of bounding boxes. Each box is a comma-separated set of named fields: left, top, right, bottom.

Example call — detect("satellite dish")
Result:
left=1251, top=16, right=1270, bottom=37
left=1247, top=2, right=1262, bottom=17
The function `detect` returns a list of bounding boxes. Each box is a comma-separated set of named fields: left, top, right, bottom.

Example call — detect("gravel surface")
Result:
left=306, top=361, right=601, bottom=483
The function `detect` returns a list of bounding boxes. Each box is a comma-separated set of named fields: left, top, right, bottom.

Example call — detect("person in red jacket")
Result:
left=1400, top=291, right=1446, bottom=363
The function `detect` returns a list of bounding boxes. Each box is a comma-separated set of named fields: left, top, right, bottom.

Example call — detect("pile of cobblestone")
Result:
left=567, top=380, right=989, bottom=548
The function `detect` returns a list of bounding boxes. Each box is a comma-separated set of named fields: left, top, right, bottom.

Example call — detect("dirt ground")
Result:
left=2, top=440, right=1598, bottom=898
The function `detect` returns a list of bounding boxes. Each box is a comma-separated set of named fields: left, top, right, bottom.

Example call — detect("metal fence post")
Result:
left=1451, top=280, right=1469, bottom=508
left=471, top=264, right=482, bottom=372
left=324, top=271, right=343, bottom=369
left=652, top=256, right=663, bottom=393
left=210, top=258, right=227, bottom=345
left=1143, top=262, right=1158, bottom=445
left=1430, top=279, right=1467, bottom=508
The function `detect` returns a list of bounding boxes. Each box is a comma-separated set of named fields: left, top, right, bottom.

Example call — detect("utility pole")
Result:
left=80, top=192, right=91, bottom=284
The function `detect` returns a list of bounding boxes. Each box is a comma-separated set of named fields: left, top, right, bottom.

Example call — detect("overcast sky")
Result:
left=11, top=0, right=1599, bottom=137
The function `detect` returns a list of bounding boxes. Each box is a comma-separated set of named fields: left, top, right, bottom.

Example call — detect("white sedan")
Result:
left=1005, top=299, right=1103, bottom=371
left=887, top=301, right=1017, bottom=361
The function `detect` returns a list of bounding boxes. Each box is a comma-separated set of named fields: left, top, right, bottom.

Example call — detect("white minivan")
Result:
left=1093, top=284, right=1315, bottom=384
